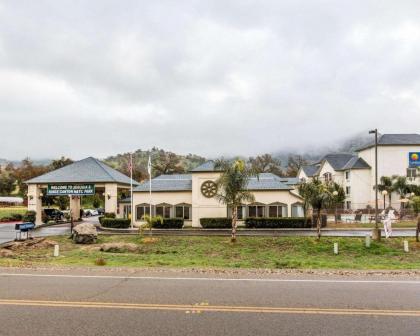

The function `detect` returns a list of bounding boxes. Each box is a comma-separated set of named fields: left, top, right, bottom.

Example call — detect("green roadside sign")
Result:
left=47, top=184, right=95, bottom=196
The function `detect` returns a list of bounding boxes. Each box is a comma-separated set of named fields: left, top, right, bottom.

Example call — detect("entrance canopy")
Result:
left=25, top=157, right=139, bottom=225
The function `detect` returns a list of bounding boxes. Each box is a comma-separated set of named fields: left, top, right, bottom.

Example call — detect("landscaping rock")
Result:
left=100, top=243, right=139, bottom=253
left=72, top=223, right=98, bottom=244
left=0, top=249, right=14, bottom=258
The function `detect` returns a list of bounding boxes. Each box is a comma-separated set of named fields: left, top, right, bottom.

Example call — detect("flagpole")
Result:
left=130, top=153, right=133, bottom=228
left=148, top=155, right=152, bottom=217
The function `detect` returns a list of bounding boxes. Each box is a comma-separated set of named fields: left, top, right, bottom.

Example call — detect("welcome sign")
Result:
left=47, top=184, right=95, bottom=196
left=409, top=152, right=420, bottom=167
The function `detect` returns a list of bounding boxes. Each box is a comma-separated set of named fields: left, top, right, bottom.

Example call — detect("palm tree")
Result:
left=391, top=175, right=410, bottom=212
left=298, top=178, right=332, bottom=239
left=326, top=182, right=345, bottom=224
left=377, top=176, right=393, bottom=208
left=215, top=159, right=256, bottom=243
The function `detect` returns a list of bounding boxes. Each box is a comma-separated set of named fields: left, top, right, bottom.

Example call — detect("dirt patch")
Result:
left=0, top=249, right=14, bottom=258
left=0, top=238, right=57, bottom=251
left=142, top=237, right=159, bottom=244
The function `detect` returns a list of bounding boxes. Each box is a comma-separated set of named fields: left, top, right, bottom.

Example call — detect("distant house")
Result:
left=297, top=134, right=420, bottom=210
left=0, top=197, right=24, bottom=206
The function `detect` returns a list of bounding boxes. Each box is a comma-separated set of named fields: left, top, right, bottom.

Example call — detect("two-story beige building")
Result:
left=297, top=134, right=420, bottom=210
left=121, top=161, right=304, bottom=227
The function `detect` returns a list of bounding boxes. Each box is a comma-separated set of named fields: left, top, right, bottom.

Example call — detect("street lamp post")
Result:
left=382, top=190, right=388, bottom=210
left=369, top=129, right=381, bottom=241
left=333, top=190, right=339, bottom=225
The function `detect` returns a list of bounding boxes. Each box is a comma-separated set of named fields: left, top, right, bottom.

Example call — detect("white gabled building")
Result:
left=298, top=134, right=420, bottom=210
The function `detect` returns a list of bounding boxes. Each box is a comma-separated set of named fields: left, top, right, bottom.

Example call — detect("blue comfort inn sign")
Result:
left=409, top=152, right=420, bottom=167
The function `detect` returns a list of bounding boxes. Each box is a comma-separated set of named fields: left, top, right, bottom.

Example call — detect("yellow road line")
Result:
left=0, top=299, right=419, bottom=317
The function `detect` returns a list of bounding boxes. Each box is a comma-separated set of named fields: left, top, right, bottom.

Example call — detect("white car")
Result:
left=84, top=209, right=99, bottom=217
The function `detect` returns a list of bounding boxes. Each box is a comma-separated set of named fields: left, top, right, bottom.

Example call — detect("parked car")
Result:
left=83, top=209, right=99, bottom=217
left=96, top=208, right=105, bottom=215
left=43, top=208, right=64, bottom=222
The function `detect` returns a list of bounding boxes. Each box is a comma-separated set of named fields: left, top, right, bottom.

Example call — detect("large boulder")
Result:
left=99, top=243, right=139, bottom=253
left=72, top=223, right=98, bottom=244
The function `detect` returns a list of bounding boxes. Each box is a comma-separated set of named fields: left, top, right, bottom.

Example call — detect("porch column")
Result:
left=27, top=184, right=43, bottom=225
left=105, top=183, right=118, bottom=214
left=69, top=196, right=81, bottom=220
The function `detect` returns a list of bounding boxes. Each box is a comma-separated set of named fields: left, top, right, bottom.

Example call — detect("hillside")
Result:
left=103, top=147, right=206, bottom=180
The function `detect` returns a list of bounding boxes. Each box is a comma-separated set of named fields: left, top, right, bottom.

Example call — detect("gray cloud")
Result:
left=0, top=0, right=419, bottom=160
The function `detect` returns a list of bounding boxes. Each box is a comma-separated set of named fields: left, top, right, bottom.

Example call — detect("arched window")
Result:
left=136, top=203, right=153, bottom=220
left=175, top=203, right=191, bottom=220
left=291, top=202, right=304, bottom=217
left=155, top=203, right=172, bottom=219
left=268, top=202, right=287, bottom=218
left=248, top=202, right=266, bottom=218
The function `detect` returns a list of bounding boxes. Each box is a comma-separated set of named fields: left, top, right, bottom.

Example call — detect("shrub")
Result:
left=152, top=218, right=184, bottom=229
left=244, top=217, right=312, bottom=229
left=10, top=213, right=23, bottom=221
left=200, top=218, right=232, bottom=229
left=22, top=211, right=36, bottom=223
left=104, top=212, right=116, bottom=218
left=101, top=218, right=131, bottom=229
left=99, top=212, right=116, bottom=225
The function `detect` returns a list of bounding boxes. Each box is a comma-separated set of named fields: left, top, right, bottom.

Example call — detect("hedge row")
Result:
left=152, top=218, right=184, bottom=229
left=101, top=218, right=131, bottom=229
left=99, top=212, right=116, bottom=225
left=0, top=213, right=23, bottom=222
left=200, top=218, right=232, bottom=229
left=245, top=217, right=312, bottom=228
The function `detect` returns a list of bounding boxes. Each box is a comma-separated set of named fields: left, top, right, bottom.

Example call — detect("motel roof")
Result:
left=26, top=157, right=138, bottom=185
left=134, top=172, right=294, bottom=192
left=356, top=133, right=420, bottom=151
left=301, top=164, right=320, bottom=177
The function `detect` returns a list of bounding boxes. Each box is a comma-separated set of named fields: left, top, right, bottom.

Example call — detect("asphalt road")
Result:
left=0, top=222, right=71, bottom=244
left=0, top=269, right=419, bottom=335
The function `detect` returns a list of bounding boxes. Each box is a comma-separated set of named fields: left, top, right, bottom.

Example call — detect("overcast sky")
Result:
left=1, top=1, right=420, bottom=160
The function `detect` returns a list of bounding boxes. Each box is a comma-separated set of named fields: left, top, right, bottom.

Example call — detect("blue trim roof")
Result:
left=26, top=157, right=138, bottom=185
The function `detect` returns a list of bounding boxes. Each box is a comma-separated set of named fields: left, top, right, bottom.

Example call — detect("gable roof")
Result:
left=190, top=160, right=221, bottom=172
left=356, top=133, right=420, bottom=151
left=26, top=157, right=137, bottom=185
left=246, top=173, right=293, bottom=190
left=301, top=165, right=320, bottom=177
left=134, top=174, right=192, bottom=192
left=320, top=153, right=355, bottom=170
left=340, top=156, right=370, bottom=170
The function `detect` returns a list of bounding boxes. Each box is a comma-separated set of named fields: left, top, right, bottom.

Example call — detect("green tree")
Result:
left=377, top=176, right=393, bottom=207
left=50, top=157, right=73, bottom=170
left=326, top=182, right=346, bottom=224
left=152, top=151, right=185, bottom=176
left=391, top=175, right=410, bottom=211
left=249, top=154, right=283, bottom=176
left=0, top=172, right=16, bottom=195
left=298, top=178, right=332, bottom=239
left=286, top=155, right=308, bottom=177
left=215, top=159, right=257, bottom=242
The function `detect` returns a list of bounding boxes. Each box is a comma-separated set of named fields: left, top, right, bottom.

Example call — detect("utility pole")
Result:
left=369, top=129, right=381, bottom=240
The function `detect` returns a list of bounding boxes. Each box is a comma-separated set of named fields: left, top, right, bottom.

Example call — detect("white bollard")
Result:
left=53, top=244, right=60, bottom=257
left=403, top=240, right=409, bottom=253
left=365, top=235, right=371, bottom=248
left=334, top=243, right=339, bottom=255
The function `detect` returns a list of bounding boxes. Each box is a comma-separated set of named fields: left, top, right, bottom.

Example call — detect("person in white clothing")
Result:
left=383, top=209, right=396, bottom=238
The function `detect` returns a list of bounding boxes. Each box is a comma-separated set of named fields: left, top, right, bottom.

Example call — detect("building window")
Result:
left=268, top=204, right=287, bottom=218
left=346, top=201, right=352, bottom=210
left=323, top=172, right=332, bottom=182
left=248, top=205, right=265, bottom=218
left=175, top=204, right=191, bottom=220
left=346, top=186, right=351, bottom=196
left=136, top=204, right=152, bottom=220
left=407, top=168, right=417, bottom=179
left=291, top=203, right=304, bottom=217
left=156, top=204, right=171, bottom=219
left=345, top=171, right=350, bottom=181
